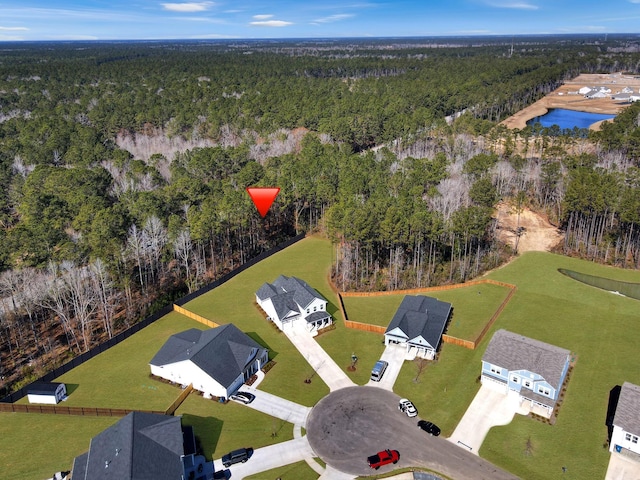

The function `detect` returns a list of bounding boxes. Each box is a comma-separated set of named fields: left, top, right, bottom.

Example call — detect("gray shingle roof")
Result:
left=27, top=381, right=63, bottom=395
left=305, top=311, right=331, bottom=323
left=482, top=329, right=570, bottom=389
left=149, top=324, right=267, bottom=389
left=384, top=296, right=452, bottom=350
left=256, top=275, right=327, bottom=319
left=72, top=412, right=183, bottom=480
left=613, top=382, right=640, bottom=435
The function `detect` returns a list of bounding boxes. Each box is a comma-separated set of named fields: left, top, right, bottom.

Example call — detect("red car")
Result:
left=367, top=449, right=400, bottom=470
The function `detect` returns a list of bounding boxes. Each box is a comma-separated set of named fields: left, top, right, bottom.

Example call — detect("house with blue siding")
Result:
left=481, top=329, right=571, bottom=418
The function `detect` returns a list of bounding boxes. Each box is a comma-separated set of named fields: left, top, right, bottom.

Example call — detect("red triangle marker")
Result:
left=246, top=187, right=280, bottom=218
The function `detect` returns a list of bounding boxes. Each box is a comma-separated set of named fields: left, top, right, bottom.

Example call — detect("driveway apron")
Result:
left=238, top=387, right=311, bottom=427
left=448, top=385, right=519, bottom=454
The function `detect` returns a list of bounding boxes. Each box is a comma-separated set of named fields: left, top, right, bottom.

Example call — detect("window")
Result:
left=490, top=366, right=501, bottom=375
left=524, top=380, right=531, bottom=388
left=626, top=433, right=632, bottom=441
left=512, top=376, right=519, bottom=383
left=634, top=436, right=639, bottom=444
left=313, top=306, right=317, bottom=312
left=306, top=309, right=309, bottom=314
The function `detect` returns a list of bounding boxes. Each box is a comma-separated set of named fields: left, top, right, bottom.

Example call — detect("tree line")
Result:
left=1, top=36, right=640, bottom=395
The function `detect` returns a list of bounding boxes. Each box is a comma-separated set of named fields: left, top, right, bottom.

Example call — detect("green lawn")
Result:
left=7, top=238, right=640, bottom=480
left=175, top=393, right=294, bottom=459
left=315, top=322, right=386, bottom=385
left=245, top=460, right=320, bottom=480
left=184, top=235, right=334, bottom=406
left=476, top=252, right=640, bottom=480
left=41, top=311, right=209, bottom=410
left=0, top=412, right=118, bottom=479
left=341, top=282, right=510, bottom=341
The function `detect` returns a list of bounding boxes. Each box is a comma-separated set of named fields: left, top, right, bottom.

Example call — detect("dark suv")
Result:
left=221, top=447, right=253, bottom=467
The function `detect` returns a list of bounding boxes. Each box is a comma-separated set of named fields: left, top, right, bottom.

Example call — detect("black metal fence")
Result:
left=1, top=233, right=305, bottom=404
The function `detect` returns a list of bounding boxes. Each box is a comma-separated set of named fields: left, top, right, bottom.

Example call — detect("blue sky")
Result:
left=1, top=1, right=640, bottom=41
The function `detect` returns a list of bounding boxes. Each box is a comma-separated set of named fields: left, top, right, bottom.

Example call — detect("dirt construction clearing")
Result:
left=501, top=72, right=640, bottom=130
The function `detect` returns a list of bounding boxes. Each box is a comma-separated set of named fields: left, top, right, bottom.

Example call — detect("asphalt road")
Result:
left=306, top=386, right=519, bottom=480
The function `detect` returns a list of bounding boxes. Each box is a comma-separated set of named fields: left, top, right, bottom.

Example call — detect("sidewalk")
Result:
left=284, top=323, right=356, bottom=391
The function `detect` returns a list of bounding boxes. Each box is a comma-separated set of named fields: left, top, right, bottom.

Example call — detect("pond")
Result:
left=527, top=108, right=616, bottom=130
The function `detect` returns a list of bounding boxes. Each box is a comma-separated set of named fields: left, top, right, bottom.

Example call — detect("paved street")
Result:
left=213, top=436, right=315, bottom=478
left=284, top=323, right=356, bottom=391
left=236, top=387, right=311, bottom=427
left=448, top=385, right=519, bottom=454
left=306, top=386, right=518, bottom=480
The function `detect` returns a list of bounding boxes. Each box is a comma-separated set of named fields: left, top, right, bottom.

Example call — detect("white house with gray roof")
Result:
left=149, top=324, right=268, bottom=399
left=255, top=275, right=332, bottom=333
left=481, top=329, right=571, bottom=418
left=384, top=295, right=452, bottom=360
left=610, top=382, right=640, bottom=456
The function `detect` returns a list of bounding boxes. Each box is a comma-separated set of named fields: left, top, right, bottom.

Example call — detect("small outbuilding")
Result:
left=27, top=382, right=67, bottom=405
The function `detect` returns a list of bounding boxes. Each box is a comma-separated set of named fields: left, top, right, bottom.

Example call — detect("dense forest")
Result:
left=1, top=35, right=640, bottom=395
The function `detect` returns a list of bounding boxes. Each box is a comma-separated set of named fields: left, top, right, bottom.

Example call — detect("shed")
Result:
left=27, top=382, right=66, bottom=404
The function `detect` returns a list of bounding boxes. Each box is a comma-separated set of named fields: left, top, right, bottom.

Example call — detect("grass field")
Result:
left=477, top=252, right=640, bottom=480
left=244, top=460, right=320, bottom=480
left=175, top=393, right=294, bottom=459
left=38, top=311, right=209, bottom=410
left=183, top=235, right=335, bottom=406
left=341, top=281, right=511, bottom=341
left=7, top=236, right=640, bottom=480
left=0, top=413, right=118, bottom=479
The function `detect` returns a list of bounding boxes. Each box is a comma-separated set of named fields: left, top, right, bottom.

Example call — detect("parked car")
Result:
left=221, top=447, right=253, bottom=467
left=367, top=449, right=400, bottom=469
left=370, top=360, right=388, bottom=381
left=398, top=398, right=417, bottom=417
left=417, top=420, right=441, bottom=436
left=230, top=391, right=255, bottom=404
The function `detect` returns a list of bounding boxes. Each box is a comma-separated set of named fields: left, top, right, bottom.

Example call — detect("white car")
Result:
left=398, top=398, right=418, bottom=417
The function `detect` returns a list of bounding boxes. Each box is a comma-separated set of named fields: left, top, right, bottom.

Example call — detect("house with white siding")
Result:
left=256, top=275, right=332, bottom=333
left=384, top=295, right=452, bottom=360
left=149, top=324, right=268, bottom=400
left=481, top=329, right=571, bottom=418
left=610, top=382, right=640, bottom=456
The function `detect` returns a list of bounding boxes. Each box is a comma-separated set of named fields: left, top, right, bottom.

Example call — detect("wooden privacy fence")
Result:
left=164, top=383, right=193, bottom=416
left=173, top=305, right=219, bottom=328
left=336, top=278, right=517, bottom=350
left=343, top=320, right=386, bottom=334
left=0, top=403, right=164, bottom=417
left=339, top=278, right=515, bottom=297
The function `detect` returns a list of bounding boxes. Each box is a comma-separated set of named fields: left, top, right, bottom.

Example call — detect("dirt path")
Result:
left=494, top=202, right=563, bottom=252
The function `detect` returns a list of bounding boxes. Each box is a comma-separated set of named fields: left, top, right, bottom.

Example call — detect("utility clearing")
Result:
left=494, top=202, right=563, bottom=252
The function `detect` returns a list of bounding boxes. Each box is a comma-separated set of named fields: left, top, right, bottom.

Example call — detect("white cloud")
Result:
left=250, top=19, right=293, bottom=27
left=312, top=14, right=354, bottom=23
left=252, top=14, right=274, bottom=20
left=486, top=1, right=539, bottom=9
left=0, top=26, right=29, bottom=31
left=162, top=2, right=215, bottom=13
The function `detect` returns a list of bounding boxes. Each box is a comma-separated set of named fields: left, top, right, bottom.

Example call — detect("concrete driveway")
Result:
left=213, top=436, right=315, bottom=478
left=284, top=323, right=356, bottom=391
left=448, top=385, right=519, bottom=455
left=366, top=343, right=406, bottom=391
left=605, top=452, right=640, bottom=480
left=234, top=388, right=312, bottom=427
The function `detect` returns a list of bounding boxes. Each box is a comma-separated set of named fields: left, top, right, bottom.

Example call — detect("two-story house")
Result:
left=481, top=329, right=571, bottom=418
left=610, top=382, right=640, bottom=456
